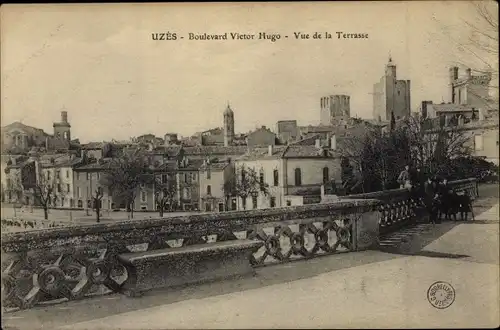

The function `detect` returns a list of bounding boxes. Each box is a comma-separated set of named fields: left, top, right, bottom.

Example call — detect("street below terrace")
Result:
left=2, top=184, right=498, bottom=329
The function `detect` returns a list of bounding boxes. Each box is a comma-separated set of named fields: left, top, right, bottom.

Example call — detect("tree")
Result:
left=154, top=174, right=176, bottom=217
left=92, top=187, right=104, bottom=223
left=339, top=117, right=472, bottom=193
left=100, top=148, right=153, bottom=219
left=432, top=1, right=498, bottom=105
left=399, top=116, right=473, bottom=178
left=33, top=172, right=56, bottom=220
left=223, top=165, right=269, bottom=210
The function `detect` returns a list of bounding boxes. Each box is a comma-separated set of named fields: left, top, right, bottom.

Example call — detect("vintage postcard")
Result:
left=1, top=1, right=499, bottom=329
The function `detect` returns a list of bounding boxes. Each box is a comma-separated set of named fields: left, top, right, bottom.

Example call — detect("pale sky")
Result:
left=1, top=1, right=497, bottom=143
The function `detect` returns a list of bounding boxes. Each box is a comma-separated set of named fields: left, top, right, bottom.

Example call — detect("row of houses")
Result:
left=2, top=136, right=344, bottom=213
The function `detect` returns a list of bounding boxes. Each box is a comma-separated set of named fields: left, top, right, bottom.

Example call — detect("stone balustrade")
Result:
left=1, top=199, right=381, bottom=310
left=343, top=178, right=478, bottom=234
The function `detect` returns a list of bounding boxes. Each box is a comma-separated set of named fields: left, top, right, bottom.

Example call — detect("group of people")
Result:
left=397, top=165, right=474, bottom=224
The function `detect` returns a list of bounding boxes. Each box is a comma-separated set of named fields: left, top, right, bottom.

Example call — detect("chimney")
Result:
left=61, top=111, right=68, bottom=123
left=268, top=145, right=273, bottom=156
left=315, top=139, right=321, bottom=149
left=444, top=115, right=450, bottom=127
left=331, top=134, right=337, bottom=150
left=466, top=68, right=472, bottom=79
left=479, top=109, right=485, bottom=121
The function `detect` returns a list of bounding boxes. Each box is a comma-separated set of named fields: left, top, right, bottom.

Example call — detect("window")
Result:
left=47, top=171, right=51, bottom=180
left=70, top=199, right=74, bottom=207
left=66, top=170, right=69, bottom=178
left=207, top=170, right=211, bottom=180
left=162, top=174, right=168, bottom=183
left=474, top=134, right=484, bottom=150
left=270, top=197, right=276, bottom=208
left=206, top=185, right=212, bottom=195
left=286, top=200, right=292, bottom=206
left=259, top=172, right=264, bottom=185
left=241, top=169, right=246, bottom=182
left=78, top=200, right=83, bottom=208
left=322, top=167, right=329, bottom=184
left=241, top=197, right=247, bottom=210
left=57, top=184, right=61, bottom=193
left=77, top=187, right=81, bottom=198
left=294, top=168, right=302, bottom=186
left=66, top=184, right=70, bottom=193
left=252, top=195, right=258, bottom=209
left=61, top=197, right=65, bottom=207
left=141, top=191, right=147, bottom=203
left=185, top=173, right=189, bottom=183
left=273, top=169, right=279, bottom=186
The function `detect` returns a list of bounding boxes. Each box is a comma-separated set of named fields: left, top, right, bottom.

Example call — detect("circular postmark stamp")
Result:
left=427, top=281, right=455, bottom=309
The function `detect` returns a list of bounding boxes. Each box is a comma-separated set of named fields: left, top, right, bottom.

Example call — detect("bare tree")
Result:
left=400, top=116, right=473, bottom=177
left=223, top=165, right=269, bottom=210
left=100, top=148, right=153, bottom=219
left=92, top=187, right=104, bottom=223
left=33, top=172, right=56, bottom=220
left=432, top=1, right=498, bottom=105
left=154, top=174, right=176, bottom=217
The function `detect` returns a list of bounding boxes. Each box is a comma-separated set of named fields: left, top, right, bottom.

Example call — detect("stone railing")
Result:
left=343, top=178, right=479, bottom=234
left=1, top=199, right=381, bottom=310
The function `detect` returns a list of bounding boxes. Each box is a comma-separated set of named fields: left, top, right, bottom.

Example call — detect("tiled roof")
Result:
left=236, top=146, right=287, bottom=161
left=155, top=161, right=177, bottom=171
left=292, top=134, right=321, bottom=146
left=199, top=161, right=230, bottom=171
left=282, top=145, right=339, bottom=158
left=431, top=103, right=475, bottom=112
left=298, top=125, right=336, bottom=133
left=74, top=158, right=114, bottom=170
left=39, top=154, right=82, bottom=168
left=178, top=158, right=205, bottom=171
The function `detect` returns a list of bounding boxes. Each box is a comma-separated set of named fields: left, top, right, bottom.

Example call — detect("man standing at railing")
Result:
left=398, top=165, right=412, bottom=189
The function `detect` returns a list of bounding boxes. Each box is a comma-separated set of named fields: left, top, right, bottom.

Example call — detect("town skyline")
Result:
left=1, top=2, right=497, bottom=143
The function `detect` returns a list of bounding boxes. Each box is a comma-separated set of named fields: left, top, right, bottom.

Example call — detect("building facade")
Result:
left=373, top=57, right=411, bottom=122
left=234, top=143, right=342, bottom=210
left=246, top=126, right=276, bottom=148
left=199, top=160, right=234, bottom=212
left=276, top=120, right=299, bottom=144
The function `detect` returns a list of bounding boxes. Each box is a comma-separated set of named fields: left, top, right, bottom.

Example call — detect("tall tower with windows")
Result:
left=53, top=110, right=71, bottom=141
left=223, top=103, right=235, bottom=147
